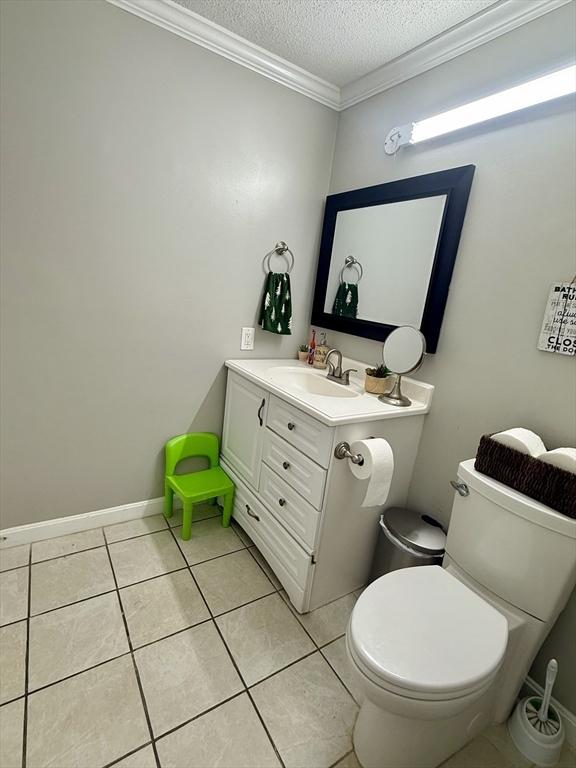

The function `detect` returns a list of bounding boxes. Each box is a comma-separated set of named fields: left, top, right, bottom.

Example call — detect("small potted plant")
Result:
left=297, top=344, right=309, bottom=362
left=364, top=364, right=391, bottom=394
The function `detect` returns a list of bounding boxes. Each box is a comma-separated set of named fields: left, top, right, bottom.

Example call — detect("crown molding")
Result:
left=105, top=0, right=341, bottom=109
left=106, top=0, right=572, bottom=113
left=339, top=0, right=573, bottom=110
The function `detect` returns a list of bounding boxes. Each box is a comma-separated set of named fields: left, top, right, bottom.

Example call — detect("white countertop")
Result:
left=225, top=358, right=434, bottom=426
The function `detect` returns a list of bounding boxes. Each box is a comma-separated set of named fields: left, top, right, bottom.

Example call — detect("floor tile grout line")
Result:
left=168, top=521, right=277, bottom=613
left=131, top=616, right=213, bottom=651
left=15, top=626, right=351, bottom=710
left=26, top=650, right=133, bottom=697
left=29, top=541, right=106, bottom=566
left=0, top=616, right=30, bottom=630
left=1, top=565, right=278, bottom=631
left=319, top=645, right=360, bottom=705
left=165, top=532, right=285, bottom=768
left=209, top=601, right=287, bottom=768
left=210, top=586, right=278, bottom=619
left=246, top=648, right=319, bottom=691
left=328, top=749, right=355, bottom=768
left=0, top=509, right=224, bottom=570
left=0, top=562, right=31, bottom=575
left=245, top=546, right=282, bottom=589
left=245, top=687, right=287, bottom=768
left=11, top=589, right=296, bottom=705
left=103, top=739, right=155, bottom=768
left=102, top=538, right=162, bottom=768
left=28, top=587, right=118, bottom=620
left=17, top=550, right=282, bottom=625
left=6, top=540, right=348, bottom=708
left=21, top=544, right=32, bottom=768
left=278, top=592, right=321, bottom=650
left=183, top=542, right=248, bottom=568
left=106, top=521, right=239, bottom=550
left=25, top=539, right=262, bottom=621
left=165, top=523, right=287, bottom=768
left=151, top=690, right=246, bottom=743
left=0, top=693, right=26, bottom=708
left=9, top=518, right=356, bottom=767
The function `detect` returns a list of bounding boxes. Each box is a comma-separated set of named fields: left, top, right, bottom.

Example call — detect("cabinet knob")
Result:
left=287, top=422, right=295, bottom=431
left=282, top=461, right=290, bottom=470
left=278, top=498, right=286, bottom=507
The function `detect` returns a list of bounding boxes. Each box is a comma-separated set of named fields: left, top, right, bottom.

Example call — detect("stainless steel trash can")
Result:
left=368, top=507, right=446, bottom=583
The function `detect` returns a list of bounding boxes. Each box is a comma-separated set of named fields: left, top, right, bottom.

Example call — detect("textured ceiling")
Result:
left=174, top=0, right=500, bottom=86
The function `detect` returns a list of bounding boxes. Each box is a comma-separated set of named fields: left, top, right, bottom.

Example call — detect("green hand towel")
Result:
left=332, top=282, right=359, bottom=318
left=259, top=272, right=292, bottom=334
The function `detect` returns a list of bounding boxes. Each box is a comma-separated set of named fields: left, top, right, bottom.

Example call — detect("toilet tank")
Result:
left=445, top=460, right=576, bottom=622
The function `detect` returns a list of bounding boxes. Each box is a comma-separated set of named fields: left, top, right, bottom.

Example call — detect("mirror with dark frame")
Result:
left=311, top=165, right=475, bottom=353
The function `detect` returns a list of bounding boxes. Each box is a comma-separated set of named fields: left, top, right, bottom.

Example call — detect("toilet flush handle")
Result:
left=450, top=480, right=469, bottom=497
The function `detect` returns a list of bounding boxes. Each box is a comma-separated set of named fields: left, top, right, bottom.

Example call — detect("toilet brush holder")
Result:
left=508, top=696, right=564, bottom=767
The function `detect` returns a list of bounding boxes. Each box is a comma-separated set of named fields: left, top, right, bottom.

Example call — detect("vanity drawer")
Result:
left=230, top=474, right=311, bottom=599
left=262, top=429, right=326, bottom=509
left=267, top=395, right=332, bottom=467
left=260, top=464, right=319, bottom=550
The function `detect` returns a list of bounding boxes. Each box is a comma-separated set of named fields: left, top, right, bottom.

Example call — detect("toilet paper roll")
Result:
left=539, top=448, right=576, bottom=474
left=491, top=428, right=546, bottom=457
left=349, top=438, right=394, bottom=507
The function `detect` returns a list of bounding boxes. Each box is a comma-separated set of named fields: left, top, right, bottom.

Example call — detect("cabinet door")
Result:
left=222, top=372, right=267, bottom=489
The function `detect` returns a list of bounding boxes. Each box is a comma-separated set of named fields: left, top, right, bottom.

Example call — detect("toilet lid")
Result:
left=349, top=566, right=508, bottom=697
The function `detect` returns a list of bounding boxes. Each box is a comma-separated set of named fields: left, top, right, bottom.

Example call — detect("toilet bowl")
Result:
left=346, top=566, right=508, bottom=768
left=347, top=460, right=576, bottom=768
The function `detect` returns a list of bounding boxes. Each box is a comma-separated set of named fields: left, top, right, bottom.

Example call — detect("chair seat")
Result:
left=167, top=466, right=233, bottom=502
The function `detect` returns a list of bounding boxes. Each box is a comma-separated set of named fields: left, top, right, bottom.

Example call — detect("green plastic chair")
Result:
left=164, top=432, right=234, bottom=541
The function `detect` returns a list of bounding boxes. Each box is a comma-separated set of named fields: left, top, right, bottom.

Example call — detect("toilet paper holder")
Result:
left=334, top=441, right=364, bottom=465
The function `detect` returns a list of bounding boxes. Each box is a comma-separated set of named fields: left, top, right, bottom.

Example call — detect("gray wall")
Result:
left=323, top=5, right=576, bottom=710
left=0, top=0, right=337, bottom=528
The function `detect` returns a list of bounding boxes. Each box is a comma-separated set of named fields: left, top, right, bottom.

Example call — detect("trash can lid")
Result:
left=381, top=508, right=446, bottom=557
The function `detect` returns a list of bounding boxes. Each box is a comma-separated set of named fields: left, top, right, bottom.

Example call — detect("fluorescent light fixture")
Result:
left=384, top=64, right=576, bottom=155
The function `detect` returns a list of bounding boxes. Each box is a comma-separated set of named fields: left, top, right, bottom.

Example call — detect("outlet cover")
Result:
left=241, top=327, right=255, bottom=350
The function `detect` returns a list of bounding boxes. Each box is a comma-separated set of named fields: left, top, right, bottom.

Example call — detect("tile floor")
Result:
left=0, top=506, right=574, bottom=768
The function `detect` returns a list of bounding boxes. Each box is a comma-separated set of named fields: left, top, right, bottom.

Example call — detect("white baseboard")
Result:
left=523, top=675, right=576, bottom=747
left=0, top=496, right=170, bottom=547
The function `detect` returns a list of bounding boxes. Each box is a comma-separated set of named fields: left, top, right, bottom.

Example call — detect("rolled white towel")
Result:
left=491, top=428, right=547, bottom=457
left=539, top=448, right=576, bottom=474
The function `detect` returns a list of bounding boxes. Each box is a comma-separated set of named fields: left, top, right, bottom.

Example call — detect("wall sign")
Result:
left=538, top=282, right=576, bottom=356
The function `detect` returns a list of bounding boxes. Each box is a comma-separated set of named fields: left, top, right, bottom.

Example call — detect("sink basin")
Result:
left=267, top=367, right=361, bottom=398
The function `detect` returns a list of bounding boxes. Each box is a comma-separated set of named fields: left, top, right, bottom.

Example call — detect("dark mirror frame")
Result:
left=311, top=165, right=475, bottom=353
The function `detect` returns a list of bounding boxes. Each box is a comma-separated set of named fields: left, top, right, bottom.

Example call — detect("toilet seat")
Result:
left=348, top=566, right=508, bottom=700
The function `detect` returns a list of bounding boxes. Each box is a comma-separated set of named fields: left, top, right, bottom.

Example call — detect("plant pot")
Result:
left=298, top=351, right=308, bottom=362
left=364, top=374, right=390, bottom=395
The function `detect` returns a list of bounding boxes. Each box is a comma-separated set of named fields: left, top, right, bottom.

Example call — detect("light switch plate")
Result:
left=241, top=327, right=255, bottom=350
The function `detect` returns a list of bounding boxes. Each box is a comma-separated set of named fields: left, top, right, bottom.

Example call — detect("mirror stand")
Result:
left=379, top=375, right=411, bottom=407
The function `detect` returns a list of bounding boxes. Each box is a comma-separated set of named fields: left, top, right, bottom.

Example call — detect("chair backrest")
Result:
left=165, top=432, right=220, bottom=476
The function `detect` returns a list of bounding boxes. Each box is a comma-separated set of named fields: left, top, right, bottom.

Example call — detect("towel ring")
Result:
left=263, top=241, right=294, bottom=274
left=339, top=255, right=363, bottom=285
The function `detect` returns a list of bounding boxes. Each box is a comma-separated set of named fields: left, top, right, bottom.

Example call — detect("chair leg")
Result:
left=182, top=500, right=193, bottom=541
left=164, top=483, right=174, bottom=520
left=222, top=488, right=234, bottom=528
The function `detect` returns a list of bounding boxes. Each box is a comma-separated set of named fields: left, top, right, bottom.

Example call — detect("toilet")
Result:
left=346, top=459, right=576, bottom=768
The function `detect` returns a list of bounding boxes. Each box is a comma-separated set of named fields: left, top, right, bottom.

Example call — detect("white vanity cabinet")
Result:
left=221, top=362, right=433, bottom=613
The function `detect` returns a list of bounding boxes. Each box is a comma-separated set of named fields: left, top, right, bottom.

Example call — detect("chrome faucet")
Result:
left=325, top=349, right=357, bottom=386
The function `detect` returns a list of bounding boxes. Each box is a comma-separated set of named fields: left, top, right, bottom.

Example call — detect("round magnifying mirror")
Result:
left=379, top=326, right=426, bottom=407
